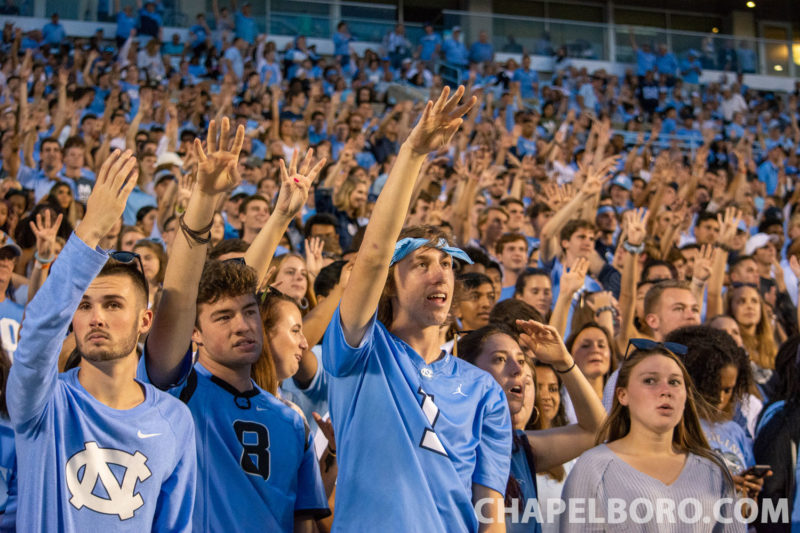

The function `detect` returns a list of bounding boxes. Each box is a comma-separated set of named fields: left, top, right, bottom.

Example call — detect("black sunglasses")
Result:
left=623, top=338, right=688, bottom=361
left=108, top=251, right=149, bottom=297
left=259, top=284, right=288, bottom=304
left=730, top=282, right=758, bottom=290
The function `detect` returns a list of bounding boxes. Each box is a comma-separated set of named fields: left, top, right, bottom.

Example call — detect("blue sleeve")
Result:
left=15, top=166, right=36, bottom=189
left=322, top=306, right=376, bottom=378
left=6, top=235, right=107, bottom=430
left=151, top=409, right=196, bottom=532
left=294, top=432, right=331, bottom=519
left=471, top=381, right=512, bottom=495
left=0, top=469, right=15, bottom=533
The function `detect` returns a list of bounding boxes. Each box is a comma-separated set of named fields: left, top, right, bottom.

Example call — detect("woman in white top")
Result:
left=561, top=340, right=743, bottom=532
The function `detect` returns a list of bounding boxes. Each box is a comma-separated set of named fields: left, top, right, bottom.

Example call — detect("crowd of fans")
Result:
left=2, top=6, right=800, bottom=532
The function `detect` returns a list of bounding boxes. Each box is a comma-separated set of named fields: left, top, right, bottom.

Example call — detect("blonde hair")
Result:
left=266, top=253, right=317, bottom=311
left=333, top=174, right=368, bottom=219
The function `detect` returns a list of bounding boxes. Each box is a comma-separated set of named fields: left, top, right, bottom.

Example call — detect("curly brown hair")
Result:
left=197, top=259, right=258, bottom=310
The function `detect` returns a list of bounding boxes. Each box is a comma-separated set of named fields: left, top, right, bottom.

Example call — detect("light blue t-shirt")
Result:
left=6, top=235, right=197, bottom=532
left=323, top=306, right=512, bottom=532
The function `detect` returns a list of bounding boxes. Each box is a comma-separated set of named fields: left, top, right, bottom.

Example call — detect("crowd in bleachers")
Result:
left=2, top=5, right=800, bottom=531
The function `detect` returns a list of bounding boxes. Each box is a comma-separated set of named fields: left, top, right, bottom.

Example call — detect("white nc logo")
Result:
left=66, top=441, right=152, bottom=520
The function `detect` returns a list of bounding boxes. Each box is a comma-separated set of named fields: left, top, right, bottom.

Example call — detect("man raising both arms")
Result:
left=324, top=86, right=510, bottom=532
left=7, top=150, right=196, bottom=532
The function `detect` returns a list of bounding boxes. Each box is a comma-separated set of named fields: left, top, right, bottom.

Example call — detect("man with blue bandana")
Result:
left=323, top=86, right=511, bottom=532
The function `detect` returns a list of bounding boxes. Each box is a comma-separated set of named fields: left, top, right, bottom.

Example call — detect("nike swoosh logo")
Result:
left=137, top=430, right=161, bottom=439
left=255, top=406, right=268, bottom=412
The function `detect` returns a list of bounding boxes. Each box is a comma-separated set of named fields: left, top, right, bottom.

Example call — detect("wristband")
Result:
left=178, top=213, right=212, bottom=248
left=594, top=306, right=615, bottom=317
left=555, top=359, right=577, bottom=374
left=622, top=240, right=644, bottom=254
left=715, top=243, right=732, bottom=252
left=34, top=251, right=55, bottom=264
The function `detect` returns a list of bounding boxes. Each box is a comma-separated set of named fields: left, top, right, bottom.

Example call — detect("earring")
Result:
left=299, top=297, right=309, bottom=310
left=529, top=406, right=540, bottom=426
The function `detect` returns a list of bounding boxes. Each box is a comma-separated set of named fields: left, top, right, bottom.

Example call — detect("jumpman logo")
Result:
left=452, top=384, right=468, bottom=397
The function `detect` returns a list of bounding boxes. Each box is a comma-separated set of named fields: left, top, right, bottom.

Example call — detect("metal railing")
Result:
left=442, top=9, right=797, bottom=78
left=15, top=1, right=799, bottom=78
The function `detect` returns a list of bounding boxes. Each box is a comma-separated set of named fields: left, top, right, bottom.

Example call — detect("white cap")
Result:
left=744, top=233, right=776, bottom=255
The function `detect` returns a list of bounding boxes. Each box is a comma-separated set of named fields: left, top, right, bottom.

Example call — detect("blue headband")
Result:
left=390, top=238, right=474, bottom=266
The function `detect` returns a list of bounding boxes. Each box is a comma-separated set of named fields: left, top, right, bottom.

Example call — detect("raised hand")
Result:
left=716, top=206, right=742, bottom=248
left=579, top=155, right=619, bottom=197
left=692, top=244, right=715, bottom=284
left=312, top=412, right=336, bottom=451
left=304, top=237, right=324, bottom=278
left=623, top=208, right=649, bottom=246
left=193, top=117, right=245, bottom=196
left=516, top=320, right=573, bottom=370
left=274, top=148, right=326, bottom=219
left=30, top=210, right=63, bottom=261
left=76, top=149, right=138, bottom=248
left=406, top=85, right=477, bottom=156
left=560, top=257, right=589, bottom=296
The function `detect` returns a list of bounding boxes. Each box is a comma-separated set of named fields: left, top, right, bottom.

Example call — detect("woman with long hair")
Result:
left=560, top=341, right=741, bottom=532
left=726, top=283, right=777, bottom=381
left=132, top=239, right=167, bottom=308
left=459, top=321, right=606, bottom=531
left=563, top=322, right=617, bottom=421
left=266, top=253, right=317, bottom=312
left=530, top=360, right=573, bottom=533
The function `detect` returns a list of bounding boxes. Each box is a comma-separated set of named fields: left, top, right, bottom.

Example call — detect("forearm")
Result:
left=705, top=250, right=727, bottom=319
left=147, top=190, right=218, bottom=387
left=8, top=235, right=107, bottom=425
left=561, top=363, right=606, bottom=432
left=616, top=251, right=638, bottom=351
left=339, top=144, right=426, bottom=342
left=549, top=290, right=575, bottom=338
left=244, top=211, right=292, bottom=286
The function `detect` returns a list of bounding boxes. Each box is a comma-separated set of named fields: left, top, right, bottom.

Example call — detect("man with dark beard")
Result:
left=6, top=150, right=196, bottom=532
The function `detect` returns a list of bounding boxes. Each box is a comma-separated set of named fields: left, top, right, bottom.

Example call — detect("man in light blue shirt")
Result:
left=469, top=30, right=494, bottom=64
left=333, top=21, right=353, bottom=65
left=758, top=146, right=784, bottom=196
left=234, top=2, right=258, bottom=44
left=513, top=55, right=539, bottom=100
left=7, top=150, right=197, bottom=533
left=41, top=13, right=65, bottom=46
left=681, top=50, right=702, bottom=84
left=442, top=27, right=469, bottom=68
left=655, top=43, right=679, bottom=78
left=418, top=23, right=441, bottom=64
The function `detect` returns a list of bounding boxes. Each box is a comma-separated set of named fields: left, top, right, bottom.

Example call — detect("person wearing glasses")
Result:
left=459, top=321, right=606, bottom=532
left=321, top=87, right=516, bottom=532
left=142, top=121, right=330, bottom=533
left=560, top=338, right=742, bottom=532
left=6, top=150, right=197, bottom=532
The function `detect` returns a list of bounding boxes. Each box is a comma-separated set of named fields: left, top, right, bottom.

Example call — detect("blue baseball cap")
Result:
left=609, top=174, right=633, bottom=191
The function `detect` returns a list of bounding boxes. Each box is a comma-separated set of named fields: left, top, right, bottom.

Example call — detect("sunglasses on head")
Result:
left=730, top=282, right=758, bottom=290
left=623, top=338, right=688, bottom=361
left=108, top=250, right=149, bottom=296
left=259, top=284, right=288, bottom=304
